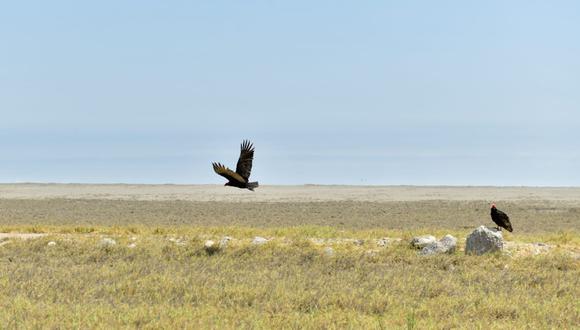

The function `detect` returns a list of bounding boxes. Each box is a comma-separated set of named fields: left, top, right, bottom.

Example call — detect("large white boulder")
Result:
left=465, top=226, right=504, bottom=255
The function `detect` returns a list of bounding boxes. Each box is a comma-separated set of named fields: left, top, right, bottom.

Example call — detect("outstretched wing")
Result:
left=212, top=162, right=246, bottom=183
left=235, top=140, right=254, bottom=180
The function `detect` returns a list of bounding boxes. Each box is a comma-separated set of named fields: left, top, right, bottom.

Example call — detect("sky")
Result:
left=1, top=1, right=579, bottom=185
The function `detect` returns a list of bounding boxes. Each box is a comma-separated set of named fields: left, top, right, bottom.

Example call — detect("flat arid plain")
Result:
left=1, top=184, right=579, bottom=328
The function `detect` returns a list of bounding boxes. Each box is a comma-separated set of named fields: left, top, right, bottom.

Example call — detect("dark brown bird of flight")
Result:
left=212, top=140, right=259, bottom=191
left=490, top=203, right=513, bottom=232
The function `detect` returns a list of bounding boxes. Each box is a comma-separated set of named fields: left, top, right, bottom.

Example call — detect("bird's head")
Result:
left=490, top=203, right=496, bottom=209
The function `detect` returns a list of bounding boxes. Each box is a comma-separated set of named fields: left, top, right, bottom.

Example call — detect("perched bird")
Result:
left=490, top=203, right=513, bottom=232
left=212, top=140, right=259, bottom=191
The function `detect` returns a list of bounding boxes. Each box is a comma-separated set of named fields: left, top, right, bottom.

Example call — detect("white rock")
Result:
left=0, top=233, right=47, bottom=240
left=440, top=235, right=457, bottom=252
left=420, top=234, right=457, bottom=256
left=219, top=236, right=232, bottom=248
left=365, top=249, right=379, bottom=258
left=128, top=243, right=137, bottom=249
left=465, top=226, right=504, bottom=255
left=310, top=238, right=326, bottom=245
left=376, top=238, right=390, bottom=247
left=323, top=247, right=335, bottom=257
left=353, top=239, right=365, bottom=246
left=252, top=236, right=269, bottom=245
left=410, top=235, right=437, bottom=249
left=168, top=237, right=186, bottom=246
left=47, top=241, right=57, bottom=246
left=204, top=240, right=217, bottom=252
left=99, top=238, right=117, bottom=247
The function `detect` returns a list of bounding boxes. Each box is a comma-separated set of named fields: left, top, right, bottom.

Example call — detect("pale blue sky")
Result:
left=1, top=1, right=578, bottom=185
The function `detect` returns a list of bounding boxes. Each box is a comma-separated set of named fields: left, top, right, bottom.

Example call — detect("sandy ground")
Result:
left=1, top=184, right=579, bottom=202
left=1, top=184, right=578, bottom=232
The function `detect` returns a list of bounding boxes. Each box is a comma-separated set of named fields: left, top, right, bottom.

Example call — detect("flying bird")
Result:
left=212, top=140, right=259, bottom=191
left=490, top=203, right=513, bottom=232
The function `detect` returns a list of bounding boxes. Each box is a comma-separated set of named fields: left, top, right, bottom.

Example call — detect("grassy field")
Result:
left=0, top=185, right=579, bottom=328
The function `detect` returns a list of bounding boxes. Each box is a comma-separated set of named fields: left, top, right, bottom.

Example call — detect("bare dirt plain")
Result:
left=0, top=184, right=579, bottom=232
left=1, top=183, right=580, bottom=202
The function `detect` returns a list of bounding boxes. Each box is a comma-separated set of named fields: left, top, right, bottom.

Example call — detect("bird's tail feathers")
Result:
left=247, top=181, right=259, bottom=191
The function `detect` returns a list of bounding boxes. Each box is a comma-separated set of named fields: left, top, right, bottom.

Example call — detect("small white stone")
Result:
left=377, top=238, right=390, bottom=247
left=323, top=247, right=335, bottom=257
left=365, top=249, right=379, bottom=257
left=252, top=237, right=269, bottom=245
left=99, top=238, right=117, bottom=247
left=420, top=235, right=457, bottom=256
left=310, top=238, right=325, bottom=245
left=219, top=236, right=232, bottom=248
left=128, top=243, right=137, bottom=249
left=410, top=235, right=437, bottom=249
left=168, top=237, right=186, bottom=246
left=204, top=240, right=220, bottom=254
left=47, top=241, right=57, bottom=246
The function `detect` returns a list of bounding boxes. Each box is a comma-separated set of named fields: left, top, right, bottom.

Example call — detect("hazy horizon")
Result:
left=1, top=2, right=578, bottom=186
left=3, top=183, right=580, bottom=188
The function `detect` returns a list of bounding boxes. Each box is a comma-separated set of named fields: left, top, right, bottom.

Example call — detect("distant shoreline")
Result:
left=2, top=183, right=579, bottom=188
